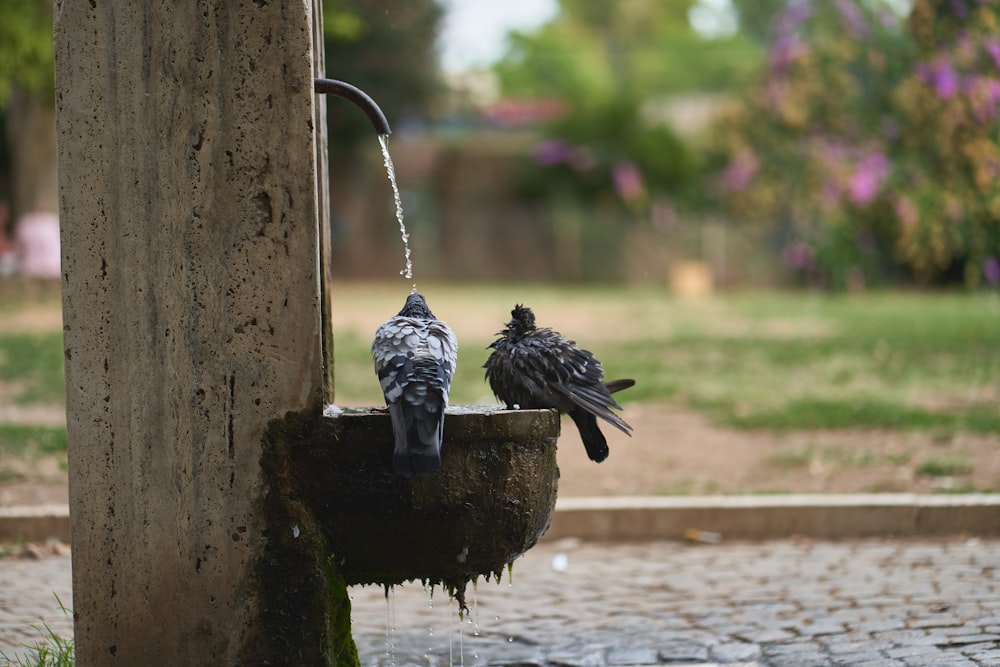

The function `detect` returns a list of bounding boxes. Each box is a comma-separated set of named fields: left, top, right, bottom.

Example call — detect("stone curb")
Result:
left=0, top=505, right=72, bottom=544
left=2, top=494, right=999, bottom=544
left=544, top=493, right=1000, bottom=542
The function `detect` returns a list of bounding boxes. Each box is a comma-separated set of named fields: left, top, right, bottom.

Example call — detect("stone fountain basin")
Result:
left=283, top=406, right=560, bottom=592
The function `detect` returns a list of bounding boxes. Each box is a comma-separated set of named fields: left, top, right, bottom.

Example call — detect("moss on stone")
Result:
left=248, top=410, right=359, bottom=666
left=251, top=406, right=559, bottom=663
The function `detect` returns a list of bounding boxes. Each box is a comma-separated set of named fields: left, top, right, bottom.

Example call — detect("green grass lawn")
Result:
left=0, top=425, right=68, bottom=456
left=2, top=286, right=999, bottom=438
left=0, top=333, right=66, bottom=405
left=658, top=292, right=1000, bottom=433
left=330, top=286, right=1000, bottom=436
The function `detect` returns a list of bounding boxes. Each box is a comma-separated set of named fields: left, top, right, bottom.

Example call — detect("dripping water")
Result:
left=425, top=584, right=435, bottom=666
left=378, top=134, right=416, bottom=292
left=384, top=585, right=397, bottom=666
left=460, top=580, right=479, bottom=664
left=449, top=594, right=456, bottom=667
left=458, top=609, right=464, bottom=667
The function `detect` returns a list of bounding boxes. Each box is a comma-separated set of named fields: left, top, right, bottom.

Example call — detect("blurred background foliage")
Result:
left=1, top=0, right=998, bottom=289
left=0, top=0, right=53, bottom=105
left=0, top=0, right=56, bottom=226
left=711, top=0, right=1000, bottom=289
left=494, top=1, right=766, bottom=99
left=323, top=0, right=444, bottom=152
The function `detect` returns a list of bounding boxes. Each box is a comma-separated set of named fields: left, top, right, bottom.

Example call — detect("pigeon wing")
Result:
left=523, top=330, right=633, bottom=436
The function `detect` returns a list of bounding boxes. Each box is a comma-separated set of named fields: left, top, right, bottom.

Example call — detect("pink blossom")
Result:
left=720, top=147, right=759, bottom=192
left=782, top=241, right=815, bottom=269
left=773, top=1, right=812, bottom=36
left=966, top=76, right=1000, bottom=122
left=769, top=36, right=807, bottom=72
left=919, top=58, right=960, bottom=99
left=876, top=8, right=897, bottom=28
left=14, top=211, right=61, bottom=278
left=932, top=60, right=960, bottom=99
left=848, top=153, right=890, bottom=206
left=834, top=0, right=869, bottom=37
left=612, top=161, right=645, bottom=205
left=984, top=256, right=1000, bottom=285
left=986, top=39, right=1000, bottom=71
left=534, top=140, right=573, bottom=166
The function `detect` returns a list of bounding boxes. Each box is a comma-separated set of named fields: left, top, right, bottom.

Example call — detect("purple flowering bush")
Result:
left=893, top=0, right=1000, bottom=286
left=517, top=97, right=700, bottom=214
left=712, top=0, right=1000, bottom=288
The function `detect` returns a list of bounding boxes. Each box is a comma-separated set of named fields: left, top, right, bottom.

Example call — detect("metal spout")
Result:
left=314, top=78, right=391, bottom=136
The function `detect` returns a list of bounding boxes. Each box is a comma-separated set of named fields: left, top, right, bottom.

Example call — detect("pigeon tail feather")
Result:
left=389, top=400, right=443, bottom=478
left=604, top=378, right=636, bottom=394
left=569, top=408, right=609, bottom=463
left=393, top=450, right=441, bottom=478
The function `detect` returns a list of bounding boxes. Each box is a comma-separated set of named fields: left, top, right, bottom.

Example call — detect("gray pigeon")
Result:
left=484, top=304, right=633, bottom=463
left=372, top=293, right=458, bottom=477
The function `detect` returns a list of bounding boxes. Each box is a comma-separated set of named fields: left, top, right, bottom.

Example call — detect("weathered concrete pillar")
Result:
left=54, top=1, right=324, bottom=663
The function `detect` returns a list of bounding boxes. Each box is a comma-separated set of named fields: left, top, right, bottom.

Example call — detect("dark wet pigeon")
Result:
left=484, top=304, right=634, bottom=463
left=372, top=293, right=458, bottom=477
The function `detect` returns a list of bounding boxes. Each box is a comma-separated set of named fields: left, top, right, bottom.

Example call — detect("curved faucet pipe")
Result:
left=314, top=78, right=391, bottom=136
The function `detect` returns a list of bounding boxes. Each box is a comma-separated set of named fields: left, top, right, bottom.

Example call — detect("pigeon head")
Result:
left=508, top=304, right=536, bottom=334
left=397, top=292, right=435, bottom=319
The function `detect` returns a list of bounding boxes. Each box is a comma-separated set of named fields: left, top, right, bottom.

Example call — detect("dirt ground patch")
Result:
left=554, top=401, right=1000, bottom=496
left=2, top=400, right=997, bottom=507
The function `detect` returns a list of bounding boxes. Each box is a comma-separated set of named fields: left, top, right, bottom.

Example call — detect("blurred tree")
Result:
left=0, top=0, right=53, bottom=102
left=320, top=0, right=445, bottom=280
left=323, top=0, right=444, bottom=151
left=495, top=0, right=763, bottom=100
left=711, top=0, right=1000, bottom=288
left=730, top=0, right=794, bottom=45
left=0, top=0, right=57, bottom=230
left=516, top=96, right=699, bottom=210
left=495, top=0, right=769, bottom=226
left=891, top=0, right=1000, bottom=286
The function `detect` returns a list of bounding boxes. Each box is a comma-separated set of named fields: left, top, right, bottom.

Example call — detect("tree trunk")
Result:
left=5, top=84, right=58, bottom=224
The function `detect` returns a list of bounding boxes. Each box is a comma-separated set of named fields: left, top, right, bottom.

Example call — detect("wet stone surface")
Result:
left=2, top=537, right=1000, bottom=665
left=348, top=537, right=1000, bottom=667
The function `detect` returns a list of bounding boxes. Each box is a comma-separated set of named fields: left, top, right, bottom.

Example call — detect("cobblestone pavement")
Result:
left=349, top=537, right=1000, bottom=667
left=2, top=538, right=999, bottom=666
left=0, top=553, right=73, bottom=664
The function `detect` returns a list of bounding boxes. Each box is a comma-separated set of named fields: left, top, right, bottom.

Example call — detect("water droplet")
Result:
left=291, top=524, right=300, bottom=538
left=471, top=584, right=480, bottom=638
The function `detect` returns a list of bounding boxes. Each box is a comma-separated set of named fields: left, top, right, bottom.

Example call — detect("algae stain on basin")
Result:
left=271, top=407, right=560, bottom=605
